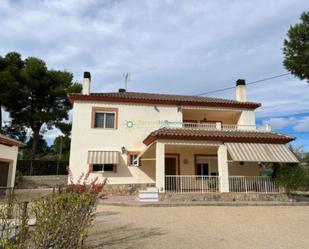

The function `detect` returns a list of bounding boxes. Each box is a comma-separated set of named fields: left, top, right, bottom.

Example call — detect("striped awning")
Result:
left=226, top=143, right=299, bottom=163
left=87, top=151, right=120, bottom=164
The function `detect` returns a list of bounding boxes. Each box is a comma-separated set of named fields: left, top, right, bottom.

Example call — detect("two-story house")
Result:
left=68, top=72, right=298, bottom=194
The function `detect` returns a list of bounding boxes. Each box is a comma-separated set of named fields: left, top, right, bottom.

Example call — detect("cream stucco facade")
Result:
left=0, top=143, right=19, bottom=188
left=70, top=100, right=182, bottom=184
left=69, top=98, right=260, bottom=192
left=69, top=74, right=296, bottom=193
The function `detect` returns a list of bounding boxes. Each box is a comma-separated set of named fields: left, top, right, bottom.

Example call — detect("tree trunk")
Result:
left=30, top=126, right=41, bottom=160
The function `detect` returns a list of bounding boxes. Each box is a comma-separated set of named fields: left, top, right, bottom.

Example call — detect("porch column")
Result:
left=218, top=144, right=229, bottom=192
left=155, top=141, right=165, bottom=192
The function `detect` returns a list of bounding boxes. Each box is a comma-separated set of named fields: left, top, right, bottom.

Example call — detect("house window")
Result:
left=127, top=151, right=140, bottom=166
left=92, top=164, right=116, bottom=172
left=91, top=107, right=118, bottom=129
left=94, top=112, right=115, bottom=128
left=196, top=163, right=209, bottom=176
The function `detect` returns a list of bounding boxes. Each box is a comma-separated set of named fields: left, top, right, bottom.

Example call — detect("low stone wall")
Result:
left=103, top=183, right=155, bottom=196
left=160, top=192, right=290, bottom=202
left=17, top=175, right=68, bottom=189
left=14, top=188, right=54, bottom=201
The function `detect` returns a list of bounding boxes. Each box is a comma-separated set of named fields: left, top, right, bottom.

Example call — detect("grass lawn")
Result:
left=86, top=205, right=309, bottom=249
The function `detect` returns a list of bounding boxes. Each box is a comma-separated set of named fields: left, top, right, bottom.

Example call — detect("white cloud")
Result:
left=42, top=128, right=64, bottom=145
left=1, top=108, right=10, bottom=126
left=1, top=0, right=309, bottom=142
left=294, top=117, right=309, bottom=132
left=262, top=115, right=309, bottom=133
left=263, top=117, right=291, bottom=130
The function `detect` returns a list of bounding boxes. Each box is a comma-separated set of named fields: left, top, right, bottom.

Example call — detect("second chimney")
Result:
left=82, top=71, right=91, bottom=95
left=236, top=79, right=247, bottom=102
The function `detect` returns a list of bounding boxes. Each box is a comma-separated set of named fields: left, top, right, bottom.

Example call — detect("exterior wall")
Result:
left=228, top=162, right=260, bottom=176
left=237, top=110, right=256, bottom=129
left=69, top=101, right=182, bottom=184
left=165, top=146, right=218, bottom=175
left=70, top=99, right=259, bottom=186
left=0, top=144, right=19, bottom=187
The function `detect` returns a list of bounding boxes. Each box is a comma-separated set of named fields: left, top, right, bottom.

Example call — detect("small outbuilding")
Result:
left=0, top=134, right=24, bottom=188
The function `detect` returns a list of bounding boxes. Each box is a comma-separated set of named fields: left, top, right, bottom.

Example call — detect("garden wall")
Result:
left=17, top=175, right=68, bottom=189
left=160, top=192, right=290, bottom=202
left=103, top=183, right=155, bottom=196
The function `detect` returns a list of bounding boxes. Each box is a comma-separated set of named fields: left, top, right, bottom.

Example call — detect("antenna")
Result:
left=122, top=73, right=130, bottom=91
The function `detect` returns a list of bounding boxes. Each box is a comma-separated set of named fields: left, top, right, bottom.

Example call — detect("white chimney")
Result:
left=82, top=71, right=91, bottom=95
left=236, top=79, right=247, bottom=102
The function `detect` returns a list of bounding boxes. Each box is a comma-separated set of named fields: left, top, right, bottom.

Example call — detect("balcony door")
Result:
left=165, top=156, right=177, bottom=175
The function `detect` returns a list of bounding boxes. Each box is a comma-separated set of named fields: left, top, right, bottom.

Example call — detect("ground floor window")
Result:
left=92, top=164, right=116, bottom=173
left=195, top=155, right=218, bottom=176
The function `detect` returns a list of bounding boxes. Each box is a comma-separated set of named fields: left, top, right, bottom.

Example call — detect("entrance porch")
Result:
left=138, top=140, right=298, bottom=193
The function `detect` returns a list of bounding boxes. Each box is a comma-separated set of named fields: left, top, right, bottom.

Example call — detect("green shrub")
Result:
left=0, top=169, right=107, bottom=249
left=30, top=191, right=97, bottom=248
left=275, top=165, right=309, bottom=192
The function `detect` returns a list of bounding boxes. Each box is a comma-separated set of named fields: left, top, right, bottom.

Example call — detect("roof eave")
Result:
left=68, top=94, right=261, bottom=110
left=143, top=134, right=294, bottom=146
left=0, top=139, right=25, bottom=148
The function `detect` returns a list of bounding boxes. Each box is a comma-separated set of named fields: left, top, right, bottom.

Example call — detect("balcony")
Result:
left=160, top=121, right=272, bottom=132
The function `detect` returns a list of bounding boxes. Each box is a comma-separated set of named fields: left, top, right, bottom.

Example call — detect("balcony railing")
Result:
left=164, top=176, right=283, bottom=193
left=165, top=175, right=220, bottom=193
left=161, top=121, right=271, bottom=132
left=229, top=176, right=282, bottom=193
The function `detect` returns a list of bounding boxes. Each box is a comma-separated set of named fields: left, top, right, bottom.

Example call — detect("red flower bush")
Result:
left=67, top=167, right=107, bottom=200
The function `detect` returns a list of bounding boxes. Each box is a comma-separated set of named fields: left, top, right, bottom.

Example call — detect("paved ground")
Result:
left=86, top=205, right=309, bottom=249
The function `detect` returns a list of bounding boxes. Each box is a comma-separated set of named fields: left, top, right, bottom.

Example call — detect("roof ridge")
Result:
left=69, top=91, right=261, bottom=109
left=89, top=91, right=260, bottom=104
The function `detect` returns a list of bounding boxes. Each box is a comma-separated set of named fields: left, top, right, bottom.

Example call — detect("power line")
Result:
left=196, top=73, right=291, bottom=96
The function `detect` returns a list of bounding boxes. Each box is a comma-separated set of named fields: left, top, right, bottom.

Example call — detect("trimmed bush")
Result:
left=275, top=165, right=309, bottom=192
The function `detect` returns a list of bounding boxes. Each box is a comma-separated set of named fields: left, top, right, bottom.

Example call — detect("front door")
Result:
left=165, top=157, right=177, bottom=175
left=165, top=156, right=177, bottom=191
left=0, top=161, right=9, bottom=187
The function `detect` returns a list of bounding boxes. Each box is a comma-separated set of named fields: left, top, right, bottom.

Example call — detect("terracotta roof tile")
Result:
left=69, top=91, right=261, bottom=109
left=143, top=127, right=295, bottom=145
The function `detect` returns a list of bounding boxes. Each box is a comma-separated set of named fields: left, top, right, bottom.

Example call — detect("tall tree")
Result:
left=2, top=52, right=82, bottom=159
left=283, top=11, right=309, bottom=83
left=0, top=52, right=24, bottom=129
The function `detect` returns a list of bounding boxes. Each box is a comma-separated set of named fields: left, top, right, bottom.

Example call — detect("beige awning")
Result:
left=226, top=143, right=299, bottom=163
left=87, top=151, right=120, bottom=164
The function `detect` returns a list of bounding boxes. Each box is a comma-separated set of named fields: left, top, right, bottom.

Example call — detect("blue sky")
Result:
left=0, top=0, right=308, bottom=150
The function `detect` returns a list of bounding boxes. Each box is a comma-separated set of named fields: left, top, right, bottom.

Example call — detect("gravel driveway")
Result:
left=86, top=205, right=309, bottom=249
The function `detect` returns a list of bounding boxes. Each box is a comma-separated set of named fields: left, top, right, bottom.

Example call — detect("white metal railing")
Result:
left=182, top=122, right=217, bottom=130
left=229, top=176, right=282, bottom=193
left=161, top=121, right=271, bottom=132
left=165, top=175, right=220, bottom=193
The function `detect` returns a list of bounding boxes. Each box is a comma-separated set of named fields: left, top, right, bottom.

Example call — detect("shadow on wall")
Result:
left=139, top=160, right=156, bottom=182
left=102, top=157, right=133, bottom=178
